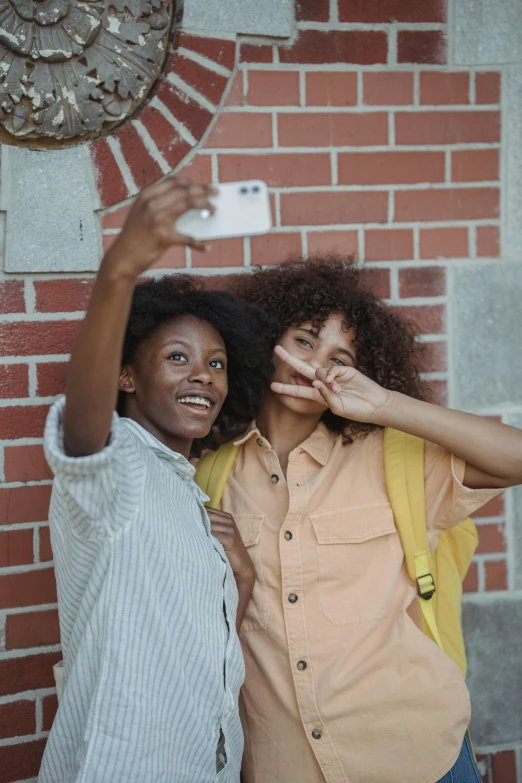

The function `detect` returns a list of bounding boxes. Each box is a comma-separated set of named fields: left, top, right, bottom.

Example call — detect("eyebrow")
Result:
left=161, top=339, right=227, bottom=355
left=297, top=328, right=356, bottom=363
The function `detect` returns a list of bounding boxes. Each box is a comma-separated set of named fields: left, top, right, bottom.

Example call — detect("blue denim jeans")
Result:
left=436, top=735, right=482, bottom=783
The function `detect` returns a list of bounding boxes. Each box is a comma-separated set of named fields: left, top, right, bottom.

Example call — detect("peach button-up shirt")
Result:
left=221, top=423, right=502, bottom=783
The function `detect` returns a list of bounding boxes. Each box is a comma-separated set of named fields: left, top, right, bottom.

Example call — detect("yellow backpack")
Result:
left=195, top=427, right=478, bottom=677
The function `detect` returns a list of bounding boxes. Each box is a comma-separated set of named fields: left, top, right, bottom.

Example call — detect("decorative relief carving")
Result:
left=0, top=0, right=173, bottom=145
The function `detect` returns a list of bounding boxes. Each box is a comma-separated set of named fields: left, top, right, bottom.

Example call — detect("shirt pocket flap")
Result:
left=233, top=513, right=264, bottom=547
left=311, top=503, right=396, bottom=544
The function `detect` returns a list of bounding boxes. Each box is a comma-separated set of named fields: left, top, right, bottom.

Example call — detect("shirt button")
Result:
left=256, top=437, right=264, bottom=447
left=271, top=474, right=279, bottom=483
left=311, top=729, right=322, bottom=740
left=284, top=531, right=293, bottom=541
left=297, top=660, right=307, bottom=671
left=288, top=593, right=298, bottom=603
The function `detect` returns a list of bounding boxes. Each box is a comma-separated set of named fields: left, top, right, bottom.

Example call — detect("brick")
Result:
left=0, top=738, right=47, bottom=782
left=4, top=445, right=52, bottom=483
left=155, top=82, right=213, bottom=141
left=307, top=230, right=358, bottom=257
left=395, top=188, right=499, bottom=222
left=219, top=153, right=331, bottom=187
left=399, top=267, right=446, bottom=298
left=152, top=245, right=187, bottom=270
left=476, top=524, right=506, bottom=554
left=191, top=238, right=244, bottom=268
left=0, top=530, right=34, bottom=567
left=485, top=560, right=508, bottom=591
left=174, top=53, right=229, bottom=106
left=42, top=694, right=58, bottom=732
left=398, top=31, right=446, bottom=65
left=476, top=225, right=500, bottom=257
left=0, top=280, right=25, bottom=314
left=0, top=364, right=29, bottom=399
left=278, top=112, right=388, bottom=147
left=365, top=229, right=413, bottom=261
left=178, top=33, right=236, bottom=71
left=452, top=149, right=499, bottom=182
left=250, top=233, right=302, bottom=267
left=359, top=267, right=391, bottom=299
left=0, top=405, right=49, bottom=439
left=363, top=72, right=413, bottom=105
left=280, top=30, right=387, bottom=65
left=138, top=105, right=191, bottom=169
left=40, top=526, right=53, bottom=562
left=296, top=0, right=329, bottom=21
left=338, top=151, right=445, bottom=186
left=420, top=72, right=469, bottom=105
left=306, top=72, right=358, bottom=107
left=338, top=0, right=446, bottom=23
left=248, top=71, right=299, bottom=106
left=37, top=362, right=67, bottom=397
left=417, top=341, right=447, bottom=374
left=115, top=123, right=163, bottom=191
left=6, top=609, right=60, bottom=649
left=463, top=561, right=478, bottom=593
left=0, top=486, right=51, bottom=526
left=476, top=72, right=501, bottom=105
left=177, top=155, right=213, bottom=183
left=34, top=279, right=93, bottom=313
left=491, top=750, right=517, bottom=780
left=0, top=700, right=35, bottom=738
left=0, top=320, right=80, bottom=357
left=395, top=111, right=500, bottom=145
left=90, top=138, right=129, bottom=208
left=473, top=495, right=504, bottom=518
left=281, top=191, right=388, bottom=226
left=392, top=304, right=445, bottom=335
left=240, top=43, right=273, bottom=63
left=425, top=379, right=447, bottom=405
left=0, top=652, right=61, bottom=696
left=225, top=72, right=244, bottom=107
left=0, top=567, right=57, bottom=609
left=420, top=228, right=469, bottom=259
left=101, top=204, right=132, bottom=231
left=206, top=112, right=272, bottom=148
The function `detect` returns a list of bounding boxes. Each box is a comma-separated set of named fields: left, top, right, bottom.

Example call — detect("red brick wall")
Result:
left=0, top=1, right=513, bottom=780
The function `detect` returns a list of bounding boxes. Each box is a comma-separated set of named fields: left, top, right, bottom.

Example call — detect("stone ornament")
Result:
left=0, top=0, right=174, bottom=145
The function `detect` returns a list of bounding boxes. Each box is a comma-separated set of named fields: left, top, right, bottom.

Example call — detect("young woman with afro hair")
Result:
left=205, top=256, right=522, bottom=783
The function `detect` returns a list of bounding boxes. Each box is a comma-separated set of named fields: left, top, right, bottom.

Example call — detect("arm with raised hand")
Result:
left=271, top=345, right=522, bottom=491
left=63, top=177, right=214, bottom=458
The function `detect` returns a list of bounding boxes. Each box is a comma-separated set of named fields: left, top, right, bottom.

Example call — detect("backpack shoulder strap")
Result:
left=383, top=427, right=443, bottom=651
left=195, top=441, right=241, bottom=509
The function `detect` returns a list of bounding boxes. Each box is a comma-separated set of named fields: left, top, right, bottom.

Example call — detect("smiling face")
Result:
left=269, top=312, right=357, bottom=417
left=119, top=315, right=228, bottom=457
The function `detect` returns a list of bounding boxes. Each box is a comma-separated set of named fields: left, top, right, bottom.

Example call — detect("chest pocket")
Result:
left=311, top=503, right=403, bottom=626
left=234, top=514, right=268, bottom=632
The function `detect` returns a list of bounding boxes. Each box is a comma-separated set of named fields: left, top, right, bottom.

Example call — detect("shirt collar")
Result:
left=235, top=421, right=336, bottom=467
left=121, top=418, right=207, bottom=501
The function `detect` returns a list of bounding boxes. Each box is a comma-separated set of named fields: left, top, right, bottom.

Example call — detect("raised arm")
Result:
left=63, top=177, right=214, bottom=457
left=271, top=346, right=522, bottom=491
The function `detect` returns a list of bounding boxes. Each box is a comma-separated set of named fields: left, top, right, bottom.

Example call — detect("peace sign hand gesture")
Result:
left=270, top=345, right=391, bottom=424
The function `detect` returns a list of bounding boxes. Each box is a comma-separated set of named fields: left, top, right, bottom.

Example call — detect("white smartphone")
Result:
left=176, top=180, right=272, bottom=241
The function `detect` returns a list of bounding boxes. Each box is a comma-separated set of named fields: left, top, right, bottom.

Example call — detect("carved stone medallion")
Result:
left=0, top=0, right=174, bottom=146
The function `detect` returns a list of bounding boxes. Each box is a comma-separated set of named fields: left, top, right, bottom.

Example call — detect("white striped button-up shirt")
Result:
left=38, top=398, right=244, bottom=783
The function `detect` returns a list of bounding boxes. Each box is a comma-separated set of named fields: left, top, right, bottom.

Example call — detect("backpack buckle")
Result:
left=416, top=573, right=436, bottom=600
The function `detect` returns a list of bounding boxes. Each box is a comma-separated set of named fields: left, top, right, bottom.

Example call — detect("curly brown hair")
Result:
left=231, top=256, right=427, bottom=441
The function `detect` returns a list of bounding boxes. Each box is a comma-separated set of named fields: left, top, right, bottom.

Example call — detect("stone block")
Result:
left=463, top=596, right=522, bottom=745
left=451, top=263, right=522, bottom=409
left=1, top=146, right=101, bottom=273
left=182, top=0, right=294, bottom=38
left=454, top=0, right=522, bottom=65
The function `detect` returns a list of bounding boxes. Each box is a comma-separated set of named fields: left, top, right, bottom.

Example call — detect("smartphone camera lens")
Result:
left=252, top=185, right=260, bottom=193
left=240, top=186, right=248, bottom=195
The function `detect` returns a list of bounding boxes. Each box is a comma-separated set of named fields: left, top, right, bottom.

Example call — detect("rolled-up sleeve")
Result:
left=44, top=397, right=145, bottom=537
left=424, top=440, right=504, bottom=537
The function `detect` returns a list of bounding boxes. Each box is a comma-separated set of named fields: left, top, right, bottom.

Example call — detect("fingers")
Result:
left=315, top=368, right=342, bottom=394
left=312, top=379, right=341, bottom=407
left=270, top=381, right=324, bottom=403
left=273, top=345, right=317, bottom=380
left=177, top=233, right=210, bottom=253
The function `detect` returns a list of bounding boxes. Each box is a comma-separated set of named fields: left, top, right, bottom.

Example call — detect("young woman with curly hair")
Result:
left=207, top=257, right=522, bottom=783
